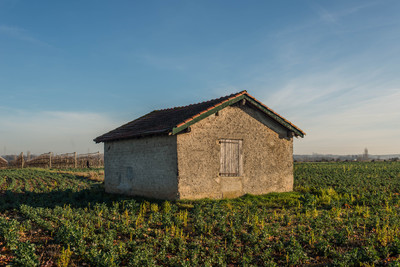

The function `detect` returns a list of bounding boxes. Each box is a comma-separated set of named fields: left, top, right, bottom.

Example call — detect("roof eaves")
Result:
left=244, top=93, right=305, bottom=137
left=94, top=128, right=171, bottom=143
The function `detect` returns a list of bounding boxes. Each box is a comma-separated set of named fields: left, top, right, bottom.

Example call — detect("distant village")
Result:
left=295, top=149, right=400, bottom=162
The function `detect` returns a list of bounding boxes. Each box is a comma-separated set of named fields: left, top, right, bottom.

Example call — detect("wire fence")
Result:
left=3, top=151, right=103, bottom=169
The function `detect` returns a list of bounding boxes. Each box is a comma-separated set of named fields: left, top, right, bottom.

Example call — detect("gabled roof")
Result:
left=0, top=156, right=7, bottom=164
left=94, top=90, right=305, bottom=143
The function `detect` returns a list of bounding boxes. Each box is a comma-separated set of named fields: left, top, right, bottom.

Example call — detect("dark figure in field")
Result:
left=86, top=160, right=90, bottom=169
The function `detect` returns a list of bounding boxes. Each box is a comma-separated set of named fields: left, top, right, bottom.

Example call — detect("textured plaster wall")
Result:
left=104, top=136, right=178, bottom=200
left=176, top=103, right=294, bottom=199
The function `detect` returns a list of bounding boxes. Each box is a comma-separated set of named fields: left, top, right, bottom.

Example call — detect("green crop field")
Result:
left=1, top=162, right=400, bottom=266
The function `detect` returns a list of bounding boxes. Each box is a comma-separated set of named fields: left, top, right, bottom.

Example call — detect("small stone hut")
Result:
left=94, top=91, right=305, bottom=200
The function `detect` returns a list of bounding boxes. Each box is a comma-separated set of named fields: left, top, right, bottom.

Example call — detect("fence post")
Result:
left=74, top=152, right=77, bottom=168
left=49, top=152, right=52, bottom=169
left=20, top=152, right=24, bottom=168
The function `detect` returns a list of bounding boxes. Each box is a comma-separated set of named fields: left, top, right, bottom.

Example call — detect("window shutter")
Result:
left=220, top=139, right=242, bottom=176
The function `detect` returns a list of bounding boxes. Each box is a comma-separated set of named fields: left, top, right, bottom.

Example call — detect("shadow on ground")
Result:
left=0, top=185, right=162, bottom=211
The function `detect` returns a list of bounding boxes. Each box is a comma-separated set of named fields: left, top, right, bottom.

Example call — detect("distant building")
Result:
left=363, top=148, right=369, bottom=161
left=0, top=156, right=7, bottom=169
left=94, top=91, right=305, bottom=200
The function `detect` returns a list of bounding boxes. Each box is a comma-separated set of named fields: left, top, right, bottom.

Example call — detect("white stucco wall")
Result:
left=103, top=135, right=178, bottom=200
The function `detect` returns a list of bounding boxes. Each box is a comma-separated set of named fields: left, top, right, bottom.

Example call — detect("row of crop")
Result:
left=0, top=169, right=103, bottom=212
left=0, top=169, right=98, bottom=193
left=15, top=190, right=400, bottom=265
left=0, top=216, right=39, bottom=266
left=294, top=162, right=400, bottom=197
left=2, top=162, right=400, bottom=265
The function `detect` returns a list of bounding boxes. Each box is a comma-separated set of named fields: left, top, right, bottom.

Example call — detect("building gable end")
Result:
left=171, top=94, right=304, bottom=138
left=171, top=94, right=246, bottom=135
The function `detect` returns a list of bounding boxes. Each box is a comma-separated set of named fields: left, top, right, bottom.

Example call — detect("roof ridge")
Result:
left=154, top=90, right=247, bottom=112
left=94, top=89, right=305, bottom=143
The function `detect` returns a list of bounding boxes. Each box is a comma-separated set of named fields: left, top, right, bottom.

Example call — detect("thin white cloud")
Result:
left=251, top=47, right=400, bottom=155
left=0, top=24, right=52, bottom=48
left=233, top=1, right=400, bottom=156
left=315, top=6, right=338, bottom=25
left=311, top=1, right=378, bottom=25
left=0, top=110, right=121, bottom=155
left=289, top=86, right=400, bottom=155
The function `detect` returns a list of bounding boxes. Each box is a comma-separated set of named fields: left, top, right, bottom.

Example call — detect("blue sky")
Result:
left=1, top=0, right=399, bottom=155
